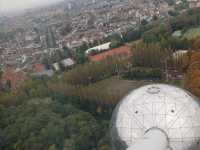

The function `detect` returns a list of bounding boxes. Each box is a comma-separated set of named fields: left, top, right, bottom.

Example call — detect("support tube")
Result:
left=127, top=128, right=171, bottom=150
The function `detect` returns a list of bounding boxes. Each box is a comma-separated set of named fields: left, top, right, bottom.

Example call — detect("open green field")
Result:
left=183, top=27, right=200, bottom=39
left=80, top=77, right=155, bottom=105
left=88, top=76, right=153, bottom=96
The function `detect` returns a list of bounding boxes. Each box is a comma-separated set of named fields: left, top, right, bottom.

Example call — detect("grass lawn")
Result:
left=183, top=27, right=200, bottom=39
left=89, top=76, right=153, bottom=95
left=86, top=77, right=183, bottom=105
left=82, top=76, right=154, bottom=105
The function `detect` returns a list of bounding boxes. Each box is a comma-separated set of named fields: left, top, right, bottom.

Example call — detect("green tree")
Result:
left=0, top=97, right=103, bottom=150
left=65, top=112, right=100, bottom=150
left=131, top=42, right=171, bottom=68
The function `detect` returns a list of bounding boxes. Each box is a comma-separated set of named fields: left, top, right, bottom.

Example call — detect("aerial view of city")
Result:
left=1, top=0, right=200, bottom=149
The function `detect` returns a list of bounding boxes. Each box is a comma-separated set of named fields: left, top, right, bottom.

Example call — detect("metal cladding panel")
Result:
left=111, top=84, right=200, bottom=150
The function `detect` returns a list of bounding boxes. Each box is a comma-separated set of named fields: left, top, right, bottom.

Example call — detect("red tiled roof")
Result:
left=89, top=45, right=131, bottom=62
left=33, top=63, right=45, bottom=73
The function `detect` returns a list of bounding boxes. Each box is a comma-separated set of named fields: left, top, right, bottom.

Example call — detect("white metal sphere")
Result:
left=111, top=84, right=200, bottom=150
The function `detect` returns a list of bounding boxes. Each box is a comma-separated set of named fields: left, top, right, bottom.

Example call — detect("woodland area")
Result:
left=1, top=7, right=200, bottom=150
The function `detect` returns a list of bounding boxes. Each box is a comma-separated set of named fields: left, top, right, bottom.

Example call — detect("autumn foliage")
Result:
left=183, top=51, right=200, bottom=98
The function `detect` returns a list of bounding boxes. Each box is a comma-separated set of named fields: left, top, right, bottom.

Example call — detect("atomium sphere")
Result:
left=111, top=84, right=200, bottom=150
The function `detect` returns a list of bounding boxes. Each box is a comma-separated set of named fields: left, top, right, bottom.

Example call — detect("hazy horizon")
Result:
left=0, top=0, right=64, bottom=14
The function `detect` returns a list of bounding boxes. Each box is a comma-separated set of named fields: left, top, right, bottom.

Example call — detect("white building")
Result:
left=52, top=62, right=60, bottom=71
left=61, top=58, right=75, bottom=68
left=85, top=42, right=111, bottom=55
